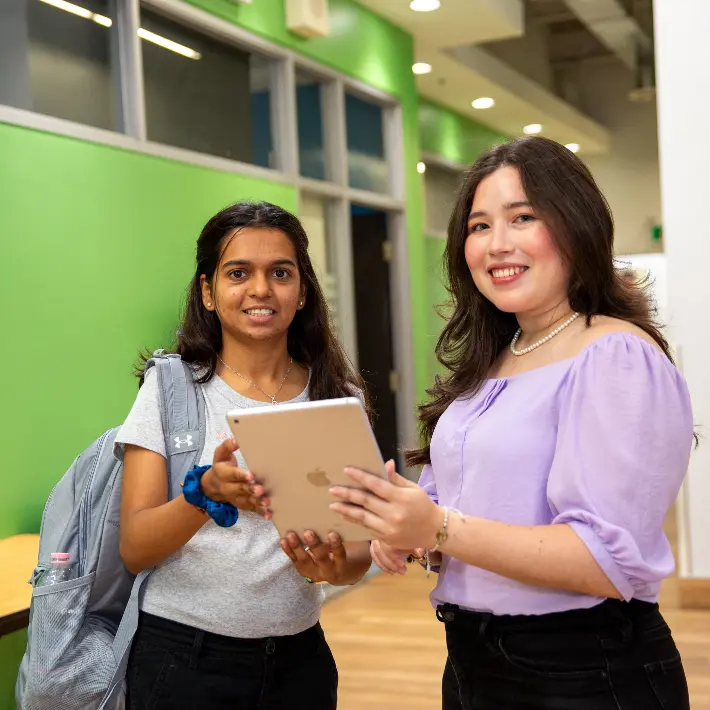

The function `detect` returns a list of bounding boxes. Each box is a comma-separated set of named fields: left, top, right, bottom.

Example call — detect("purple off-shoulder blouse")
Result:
left=419, top=333, right=693, bottom=616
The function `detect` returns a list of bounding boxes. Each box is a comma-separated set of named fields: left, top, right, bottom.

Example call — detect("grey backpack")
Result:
left=16, top=354, right=205, bottom=710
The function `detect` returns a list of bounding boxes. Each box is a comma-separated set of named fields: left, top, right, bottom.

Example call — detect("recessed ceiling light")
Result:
left=417, top=161, right=427, bottom=174
left=410, top=0, right=441, bottom=12
left=412, top=62, right=433, bottom=75
left=523, top=124, right=543, bottom=134
left=472, top=97, right=495, bottom=110
left=565, top=143, right=580, bottom=153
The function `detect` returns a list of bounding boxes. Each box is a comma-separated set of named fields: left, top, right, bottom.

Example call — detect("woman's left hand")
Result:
left=329, top=461, right=444, bottom=551
left=281, top=530, right=348, bottom=585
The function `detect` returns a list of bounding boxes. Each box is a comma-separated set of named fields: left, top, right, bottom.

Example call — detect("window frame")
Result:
left=0, top=0, right=417, bottom=460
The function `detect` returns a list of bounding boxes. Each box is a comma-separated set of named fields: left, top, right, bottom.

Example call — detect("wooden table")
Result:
left=0, top=535, right=40, bottom=637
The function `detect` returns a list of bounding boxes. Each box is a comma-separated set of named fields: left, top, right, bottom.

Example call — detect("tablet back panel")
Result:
left=226, top=398, right=386, bottom=542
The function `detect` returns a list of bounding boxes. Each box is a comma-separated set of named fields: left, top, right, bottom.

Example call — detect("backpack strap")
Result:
left=102, top=354, right=206, bottom=708
left=145, top=352, right=206, bottom=499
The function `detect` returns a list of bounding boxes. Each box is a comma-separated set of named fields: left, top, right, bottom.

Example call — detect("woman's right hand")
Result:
left=201, top=439, right=271, bottom=517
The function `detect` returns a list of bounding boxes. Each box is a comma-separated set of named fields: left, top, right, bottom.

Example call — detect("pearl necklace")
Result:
left=217, top=356, right=293, bottom=405
left=509, top=313, right=580, bottom=356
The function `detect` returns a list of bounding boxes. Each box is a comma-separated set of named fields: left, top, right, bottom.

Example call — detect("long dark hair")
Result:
left=407, top=136, right=671, bottom=467
left=137, top=201, right=369, bottom=413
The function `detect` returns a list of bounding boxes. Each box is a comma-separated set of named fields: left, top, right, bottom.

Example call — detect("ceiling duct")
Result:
left=628, top=43, right=656, bottom=102
left=561, top=0, right=651, bottom=72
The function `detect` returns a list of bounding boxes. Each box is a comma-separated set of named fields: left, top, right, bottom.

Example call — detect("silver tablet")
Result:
left=226, top=397, right=386, bottom=542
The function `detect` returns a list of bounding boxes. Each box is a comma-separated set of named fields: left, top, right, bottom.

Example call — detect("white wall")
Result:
left=617, top=252, right=668, bottom=328
left=654, top=0, right=710, bottom=579
left=573, top=57, right=663, bottom=256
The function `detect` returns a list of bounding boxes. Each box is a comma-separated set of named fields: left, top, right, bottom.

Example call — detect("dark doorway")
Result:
left=350, top=206, right=400, bottom=468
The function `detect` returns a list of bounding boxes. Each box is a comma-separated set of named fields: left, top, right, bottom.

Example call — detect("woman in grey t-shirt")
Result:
left=118, top=201, right=373, bottom=710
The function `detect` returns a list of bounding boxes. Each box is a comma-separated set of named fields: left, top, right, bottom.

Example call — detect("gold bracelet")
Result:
left=429, top=507, right=465, bottom=553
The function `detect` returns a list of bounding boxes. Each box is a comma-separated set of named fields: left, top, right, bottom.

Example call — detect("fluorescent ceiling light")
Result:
left=523, top=123, right=543, bottom=134
left=39, top=0, right=110, bottom=25
left=472, top=97, right=495, bottom=110
left=138, top=28, right=201, bottom=60
left=410, top=0, right=441, bottom=11
left=93, top=13, right=112, bottom=27
left=565, top=143, right=580, bottom=153
left=38, top=0, right=201, bottom=60
left=412, top=62, right=433, bottom=75
left=39, top=0, right=92, bottom=19
left=417, top=161, right=427, bottom=174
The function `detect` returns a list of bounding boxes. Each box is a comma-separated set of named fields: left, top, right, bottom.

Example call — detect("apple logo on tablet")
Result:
left=306, top=468, right=331, bottom=487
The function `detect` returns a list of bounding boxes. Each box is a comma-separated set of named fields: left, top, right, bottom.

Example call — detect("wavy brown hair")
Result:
left=407, top=136, right=671, bottom=467
left=137, top=201, right=370, bottom=416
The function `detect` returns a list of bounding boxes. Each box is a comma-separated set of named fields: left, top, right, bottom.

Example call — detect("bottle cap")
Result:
left=50, top=553, right=70, bottom=563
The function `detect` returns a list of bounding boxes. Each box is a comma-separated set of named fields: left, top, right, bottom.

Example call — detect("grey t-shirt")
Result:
left=115, top=368, right=324, bottom=638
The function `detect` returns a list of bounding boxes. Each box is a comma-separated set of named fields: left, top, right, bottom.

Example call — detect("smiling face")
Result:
left=464, top=166, right=570, bottom=316
left=201, top=227, right=305, bottom=343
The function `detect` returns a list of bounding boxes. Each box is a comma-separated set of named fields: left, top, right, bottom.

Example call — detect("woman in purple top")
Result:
left=330, top=136, right=693, bottom=709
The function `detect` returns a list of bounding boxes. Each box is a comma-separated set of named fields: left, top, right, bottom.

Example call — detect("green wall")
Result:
left=424, top=236, right=448, bottom=382
left=0, top=122, right=297, bottom=538
left=0, top=122, right=296, bottom=707
left=420, top=98, right=507, bottom=166
left=418, top=100, right=508, bottom=383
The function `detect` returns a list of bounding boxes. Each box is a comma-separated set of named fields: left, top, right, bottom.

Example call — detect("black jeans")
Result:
left=127, top=612, right=338, bottom=710
left=438, top=599, right=689, bottom=710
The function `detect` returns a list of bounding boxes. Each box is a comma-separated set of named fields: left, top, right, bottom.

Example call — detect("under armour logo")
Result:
left=174, top=435, right=193, bottom=450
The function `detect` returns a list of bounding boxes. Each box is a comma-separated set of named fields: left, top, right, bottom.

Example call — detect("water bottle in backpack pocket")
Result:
left=16, top=355, right=205, bottom=710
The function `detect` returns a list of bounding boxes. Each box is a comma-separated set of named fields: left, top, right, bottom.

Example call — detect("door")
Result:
left=350, top=206, right=400, bottom=468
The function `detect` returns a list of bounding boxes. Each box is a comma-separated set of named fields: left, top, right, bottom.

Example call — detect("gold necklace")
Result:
left=217, top=356, right=293, bottom=405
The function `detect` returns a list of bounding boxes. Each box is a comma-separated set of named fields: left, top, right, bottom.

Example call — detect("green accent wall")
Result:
left=424, top=235, right=448, bottom=383
left=418, top=100, right=508, bottom=384
left=0, top=631, right=25, bottom=710
left=0, top=122, right=297, bottom=538
left=0, top=121, right=297, bottom=705
left=420, top=98, right=507, bottom=166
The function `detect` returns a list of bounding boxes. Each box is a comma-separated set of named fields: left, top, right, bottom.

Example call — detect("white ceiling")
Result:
left=355, top=0, right=527, bottom=47
left=355, top=0, right=611, bottom=155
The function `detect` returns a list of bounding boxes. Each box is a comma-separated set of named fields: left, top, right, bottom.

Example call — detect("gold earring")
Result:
left=207, top=302, right=212, bottom=308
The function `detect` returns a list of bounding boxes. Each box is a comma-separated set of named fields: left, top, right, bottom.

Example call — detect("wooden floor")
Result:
left=321, top=565, right=710, bottom=710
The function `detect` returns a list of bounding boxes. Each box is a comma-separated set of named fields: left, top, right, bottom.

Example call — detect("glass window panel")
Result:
left=140, top=6, right=275, bottom=167
left=345, top=92, right=388, bottom=193
left=0, top=0, right=117, bottom=130
left=296, top=71, right=326, bottom=181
